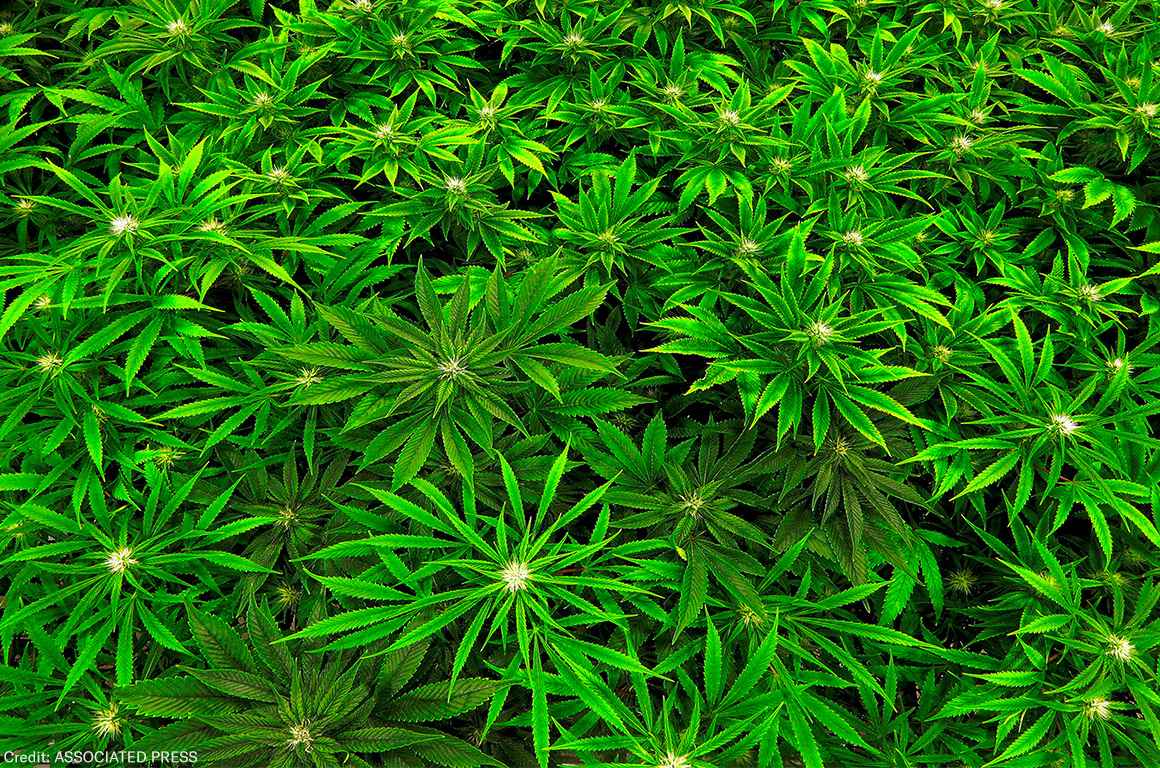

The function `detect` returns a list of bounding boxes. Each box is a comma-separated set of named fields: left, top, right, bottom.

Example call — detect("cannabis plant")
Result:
left=1, top=0, right=1158, bottom=766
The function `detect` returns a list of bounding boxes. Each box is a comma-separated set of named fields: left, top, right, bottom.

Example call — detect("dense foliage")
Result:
left=2, top=0, right=1160, bottom=766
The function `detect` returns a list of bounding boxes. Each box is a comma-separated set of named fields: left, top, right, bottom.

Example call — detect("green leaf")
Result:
left=532, top=648, right=549, bottom=768
left=188, top=609, right=253, bottom=672
left=953, top=450, right=1021, bottom=499
left=704, top=614, right=723, bottom=704
left=386, top=678, right=503, bottom=722
left=82, top=409, right=103, bottom=474
left=0, top=280, right=54, bottom=343
left=788, top=700, right=824, bottom=768
left=984, top=712, right=1055, bottom=766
